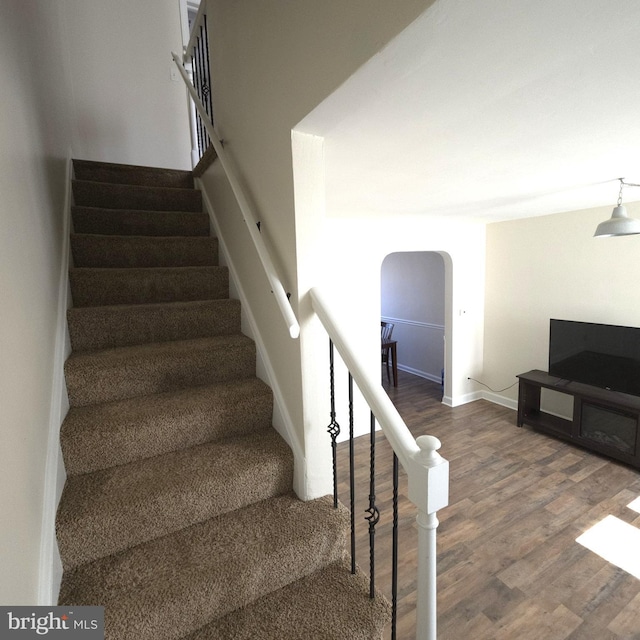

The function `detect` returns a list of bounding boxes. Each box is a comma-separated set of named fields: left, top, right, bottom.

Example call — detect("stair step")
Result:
left=72, top=180, right=202, bottom=212
left=73, top=159, right=194, bottom=189
left=61, top=378, right=273, bottom=476
left=183, top=560, right=391, bottom=640
left=58, top=495, right=349, bottom=640
left=56, top=430, right=294, bottom=570
left=70, top=234, right=218, bottom=268
left=69, top=266, right=228, bottom=307
left=68, top=299, right=240, bottom=351
left=72, top=206, right=210, bottom=237
left=58, top=159, right=391, bottom=639
left=64, top=334, right=255, bottom=407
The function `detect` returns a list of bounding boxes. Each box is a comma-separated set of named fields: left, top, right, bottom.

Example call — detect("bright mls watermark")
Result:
left=0, top=607, right=103, bottom=639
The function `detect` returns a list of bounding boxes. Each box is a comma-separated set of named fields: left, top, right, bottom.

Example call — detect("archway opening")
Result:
left=381, top=251, right=448, bottom=399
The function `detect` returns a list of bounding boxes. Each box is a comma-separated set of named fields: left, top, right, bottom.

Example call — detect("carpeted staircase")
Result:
left=56, top=159, right=390, bottom=639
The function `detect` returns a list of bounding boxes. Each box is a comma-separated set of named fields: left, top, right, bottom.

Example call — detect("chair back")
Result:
left=381, top=321, right=394, bottom=342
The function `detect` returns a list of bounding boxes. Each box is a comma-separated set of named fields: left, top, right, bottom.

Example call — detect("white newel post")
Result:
left=409, top=435, right=449, bottom=640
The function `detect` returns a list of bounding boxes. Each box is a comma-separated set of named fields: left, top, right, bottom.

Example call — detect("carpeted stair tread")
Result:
left=183, top=559, right=391, bottom=640
left=58, top=158, right=390, bottom=638
left=73, top=159, right=194, bottom=189
left=69, top=265, right=229, bottom=307
left=58, top=495, right=350, bottom=640
left=68, top=299, right=241, bottom=351
left=64, top=334, right=255, bottom=407
left=56, top=429, right=293, bottom=570
left=61, top=378, right=273, bottom=476
left=73, top=180, right=202, bottom=212
left=72, top=206, right=210, bottom=237
left=70, top=234, right=218, bottom=268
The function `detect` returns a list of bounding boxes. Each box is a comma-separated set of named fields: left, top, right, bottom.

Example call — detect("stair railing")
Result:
left=171, top=50, right=300, bottom=340
left=311, top=286, right=449, bottom=640
left=174, top=7, right=448, bottom=635
left=183, top=1, right=214, bottom=161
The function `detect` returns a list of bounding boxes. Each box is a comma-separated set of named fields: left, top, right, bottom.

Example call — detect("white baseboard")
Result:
left=481, top=391, right=518, bottom=411
left=447, top=390, right=483, bottom=407
left=197, top=182, right=306, bottom=498
left=444, top=389, right=517, bottom=410
left=397, top=363, right=442, bottom=385
left=38, top=151, right=73, bottom=605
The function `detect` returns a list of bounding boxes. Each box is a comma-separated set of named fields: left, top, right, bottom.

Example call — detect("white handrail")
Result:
left=310, top=286, right=449, bottom=640
left=310, top=287, right=418, bottom=471
left=171, top=51, right=300, bottom=339
left=177, top=14, right=446, bottom=635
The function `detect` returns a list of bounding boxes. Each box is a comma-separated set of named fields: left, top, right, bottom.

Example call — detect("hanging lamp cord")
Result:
left=618, top=178, right=624, bottom=206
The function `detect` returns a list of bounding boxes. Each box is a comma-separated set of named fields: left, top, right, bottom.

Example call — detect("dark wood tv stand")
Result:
left=517, top=369, right=640, bottom=469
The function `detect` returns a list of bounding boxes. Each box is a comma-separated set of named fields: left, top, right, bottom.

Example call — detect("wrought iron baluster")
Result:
left=391, top=452, right=399, bottom=640
left=349, top=373, right=356, bottom=575
left=196, top=33, right=207, bottom=151
left=203, top=14, right=214, bottom=131
left=365, top=411, right=380, bottom=599
left=198, top=25, right=209, bottom=116
left=190, top=49, right=204, bottom=156
left=195, top=32, right=203, bottom=104
left=327, top=340, right=340, bottom=508
left=198, top=23, right=211, bottom=149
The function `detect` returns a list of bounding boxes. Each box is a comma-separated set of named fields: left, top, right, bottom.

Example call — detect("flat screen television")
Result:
left=549, top=319, right=640, bottom=397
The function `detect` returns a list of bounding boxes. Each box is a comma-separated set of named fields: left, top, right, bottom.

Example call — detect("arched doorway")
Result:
left=381, top=251, right=446, bottom=397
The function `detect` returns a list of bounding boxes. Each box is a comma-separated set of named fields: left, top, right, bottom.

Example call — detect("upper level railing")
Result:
left=172, top=6, right=449, bottom=636
left=184, top=1, right=213, bottom=160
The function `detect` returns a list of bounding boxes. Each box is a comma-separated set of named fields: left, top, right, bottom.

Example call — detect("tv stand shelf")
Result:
left=517, top=370, right=640, bottom=469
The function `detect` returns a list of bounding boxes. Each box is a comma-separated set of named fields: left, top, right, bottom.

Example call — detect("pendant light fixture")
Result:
left=594, top=178, right=640, bottom=237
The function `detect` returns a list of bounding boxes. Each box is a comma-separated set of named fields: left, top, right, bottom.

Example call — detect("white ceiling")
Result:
left=300, top=0, right=640, bottom=223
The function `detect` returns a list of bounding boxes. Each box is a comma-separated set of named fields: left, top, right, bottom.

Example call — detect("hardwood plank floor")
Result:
left=336, top=370, right=640, bottom=639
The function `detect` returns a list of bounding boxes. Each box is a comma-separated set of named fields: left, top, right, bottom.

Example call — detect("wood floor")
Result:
left=336, top=370, right=640, bottom=639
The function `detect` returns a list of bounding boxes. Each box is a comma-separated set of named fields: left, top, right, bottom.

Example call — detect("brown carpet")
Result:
left=56, top=158, right=390, bottom=639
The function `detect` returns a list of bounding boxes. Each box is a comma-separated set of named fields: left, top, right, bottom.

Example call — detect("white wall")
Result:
left=311, top=216, right=486, bottom=408
left=290, top=5, right=488, bottom=487
left=202, top=0, right=437, bottom=498
left=292, top=130, right=487, bottom=486
left=483, top=202, right=640, bottom=415
left=0, top=0, right=74, bottom=604
left=381, top=252, right=445, bottom=383
left=63, top=0, right=192, bottom=169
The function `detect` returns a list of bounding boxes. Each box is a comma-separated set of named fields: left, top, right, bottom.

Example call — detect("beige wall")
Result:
left=202, top=0, right=437, bottom=497
left=206, top=0, right=435, bottom=270
left=204, top=0, right=438, bottom=309
left=483, top=202, right=640, bottom=415
left=63, top=0, right=192, bottom=169
left=0, top=0, right=74, bottom=604
left=0, top=0, right=198, bottom=603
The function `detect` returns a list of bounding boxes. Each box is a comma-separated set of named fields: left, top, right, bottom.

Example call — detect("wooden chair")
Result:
left=381, top=321, right=396, bottom=384
left=381, top=321, right=394, bottom=344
